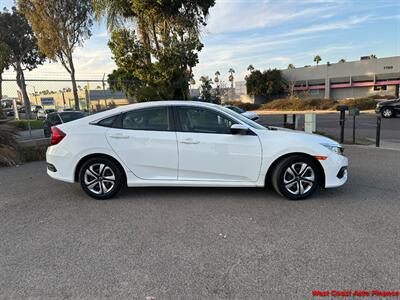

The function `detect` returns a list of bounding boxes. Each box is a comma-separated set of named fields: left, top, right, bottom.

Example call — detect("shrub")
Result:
left=0, top=125, right=18, bottom=166
left=18, top=145, right=47, bottom=162
left=338, top=98, right=377, bottom=110
left=8, top=119, right=44, bottom=130
left=260, top=98, right=338, bottom=111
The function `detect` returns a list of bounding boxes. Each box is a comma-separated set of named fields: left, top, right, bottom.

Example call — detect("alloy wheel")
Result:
left=283, top=162, right=315, bottom=195
left=84, top=163, right=116, bottom=195
left=382, top=108, right=392, bottom=117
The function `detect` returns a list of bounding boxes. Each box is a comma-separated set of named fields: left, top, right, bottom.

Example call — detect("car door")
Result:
left=174, top=106, right=262, bottom=182
left=105, top=106, right=178, bottom=180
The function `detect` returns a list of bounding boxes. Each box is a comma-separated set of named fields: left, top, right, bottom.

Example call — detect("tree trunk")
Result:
left=68, top=58, right=79, bottom=110
left=0, top=72, right=3, bottom=100
left=16, top=64, right=31, bottom=119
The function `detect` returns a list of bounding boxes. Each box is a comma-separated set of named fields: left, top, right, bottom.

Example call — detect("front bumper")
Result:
left=319, top=153, right=348, bottom=188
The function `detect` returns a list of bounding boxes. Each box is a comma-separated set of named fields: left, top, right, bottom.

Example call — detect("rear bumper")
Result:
left=46, top=145, right=75, bottom=183
left=320, top=154, right=348, bottom=188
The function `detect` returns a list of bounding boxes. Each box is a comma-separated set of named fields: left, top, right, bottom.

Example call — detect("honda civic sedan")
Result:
left=46, top=101, right=348, bottom=200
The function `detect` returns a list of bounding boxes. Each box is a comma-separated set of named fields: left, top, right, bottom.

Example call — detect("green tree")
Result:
left=246, top=68, right=284, bottom=100
left=247, top=64, right=255, bottom=73
left=94, top=0, right=215, bottom=101
left=0, top=7, right=45, bottom=117
left=287, top=63, right=295, bottom=69
left=19, top=0, right=93, bottom=110
left=228, top=68, right=235, bottom=88
left=338, top=58, right=346, bottom=63
left=370, top=54, right=377, bottom=59
left=313, top=55, right=322, bottom=65
left=199, top=75, right=212, bottom=101
left=0, top=42, right=12, bottom=100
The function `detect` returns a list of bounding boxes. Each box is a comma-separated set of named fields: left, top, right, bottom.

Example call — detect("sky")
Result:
left=1, top=0, right=400, bottom=88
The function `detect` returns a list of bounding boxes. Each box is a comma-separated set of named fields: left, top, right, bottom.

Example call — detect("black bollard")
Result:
left=376, top=115, right=381, bottom=147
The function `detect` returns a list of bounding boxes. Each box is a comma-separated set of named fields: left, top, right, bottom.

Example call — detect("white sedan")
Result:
left=46, top=101, right=348, bottom=200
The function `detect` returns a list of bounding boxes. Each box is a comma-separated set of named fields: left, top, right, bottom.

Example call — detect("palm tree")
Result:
left=339, top=59, right=346, bottom=63
left=247, top=65, right=255, bottom=73
left=287, top=63, right=295, bottom=69
left=228, top=68, right=235, bottom=89
left=313, top=55, right=322, bottom=65
left=214, top=71, right=220, bottom=85
left=370, top=54, right=377, bottom=59
left=199, top=76, right=212, bottom=100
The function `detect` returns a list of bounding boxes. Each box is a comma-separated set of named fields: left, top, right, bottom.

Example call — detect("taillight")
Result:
left=50, top=126, right=66, bottom=145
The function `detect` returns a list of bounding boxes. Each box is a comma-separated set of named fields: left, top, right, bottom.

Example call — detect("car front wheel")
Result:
left=79, top=157, right=124, bottom=200
left=381, top=107, right=394, bottom=118
left=272, top=155, right=320, bottom=200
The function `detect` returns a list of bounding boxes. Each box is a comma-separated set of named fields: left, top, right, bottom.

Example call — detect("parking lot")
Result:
left=1, top=146, right=399, bottom=299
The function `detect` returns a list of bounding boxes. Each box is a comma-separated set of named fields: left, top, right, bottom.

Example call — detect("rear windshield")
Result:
left=60, top=112, right=85, bottom=123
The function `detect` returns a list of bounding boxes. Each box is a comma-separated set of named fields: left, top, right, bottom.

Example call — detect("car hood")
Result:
left=377, top=99, right=399, bottom=106
left=259, top=126, right=340, bottom=146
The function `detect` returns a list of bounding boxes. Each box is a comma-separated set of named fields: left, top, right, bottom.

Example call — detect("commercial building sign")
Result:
left=41, top=97, right=54, bottom=106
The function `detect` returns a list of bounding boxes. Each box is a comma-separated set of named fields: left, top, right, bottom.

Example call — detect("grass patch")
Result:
left=8, top=119, right=44, bottom=130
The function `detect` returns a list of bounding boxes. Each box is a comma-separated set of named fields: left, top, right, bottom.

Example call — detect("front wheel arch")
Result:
left=264, top=153, right=326, bottom=188
left=74, top=153, right=127, bottom=184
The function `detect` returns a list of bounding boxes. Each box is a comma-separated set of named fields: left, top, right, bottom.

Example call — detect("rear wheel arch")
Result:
left=74, top=153, right=127, bottom=183
left=264, top=152, right=326, bottom=188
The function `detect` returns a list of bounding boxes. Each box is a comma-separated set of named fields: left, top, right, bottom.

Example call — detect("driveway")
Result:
left=0, top=147, right=399, bottom=299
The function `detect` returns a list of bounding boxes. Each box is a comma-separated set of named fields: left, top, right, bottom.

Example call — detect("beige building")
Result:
left=281, top=56, right=400, bottom=100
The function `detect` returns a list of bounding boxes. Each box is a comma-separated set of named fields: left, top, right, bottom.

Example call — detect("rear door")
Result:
left=106, top=106, right=178, bottom=180
left=174, top=106, right=262, bottom=182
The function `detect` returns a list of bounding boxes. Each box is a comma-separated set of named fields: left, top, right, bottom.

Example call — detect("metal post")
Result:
left=339, top=110, right=345, bottom=143
left=293, top=114, right=297, bottom=129
left=352, top=115, right=356, bottom=144
left=283, top=114, right=287, bottom=127
left=376, top=116, right=381, bottom=147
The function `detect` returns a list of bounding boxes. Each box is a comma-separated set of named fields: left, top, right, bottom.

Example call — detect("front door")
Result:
left=175, top=106, right=262, bottom=182
left=106, top=106, right=178, bottom=180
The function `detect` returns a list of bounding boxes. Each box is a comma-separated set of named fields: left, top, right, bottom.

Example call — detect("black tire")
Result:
left=79, top=157, right=125, bottom=200
left=271, top=155, right=320, bottom=200
left=381, top=107, right=394, bottom=118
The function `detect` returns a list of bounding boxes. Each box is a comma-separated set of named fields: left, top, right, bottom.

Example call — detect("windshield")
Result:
left=60, top=112, right=85, bottom=123
left=220, top=106, right=266, bottom=130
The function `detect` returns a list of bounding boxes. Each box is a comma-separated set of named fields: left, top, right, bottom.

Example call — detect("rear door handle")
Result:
left=180, top=138, right=200, bottom=144
left=109, top=133, right=129, bottom=139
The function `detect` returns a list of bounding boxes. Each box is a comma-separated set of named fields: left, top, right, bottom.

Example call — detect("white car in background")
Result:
left=224, top=105, right=259, bottom=121
left=46, top=101, right=348, bottom=200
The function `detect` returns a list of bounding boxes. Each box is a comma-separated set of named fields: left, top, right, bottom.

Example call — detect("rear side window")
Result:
left=60, top=112, right=85, bottom=123
left=98, top=115, right=118, bottom=127
left=122, top=107, right=170, bottom=131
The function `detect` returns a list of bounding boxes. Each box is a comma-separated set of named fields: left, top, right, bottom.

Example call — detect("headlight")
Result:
left=321, top=143, right=344, bottom=155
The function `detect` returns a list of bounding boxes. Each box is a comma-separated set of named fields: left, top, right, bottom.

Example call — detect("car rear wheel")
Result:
left=381, top=107, right=394, bottom=118
left=272, top=155, right=320, bottom=200
left=79, top=157, right=124, bottom=200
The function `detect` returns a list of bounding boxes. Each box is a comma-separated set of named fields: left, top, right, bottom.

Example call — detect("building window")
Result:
left=374, top=85, right=387, bottom=91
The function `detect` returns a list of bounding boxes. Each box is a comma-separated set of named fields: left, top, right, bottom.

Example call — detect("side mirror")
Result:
left=231, top=124, right=249, bottom=135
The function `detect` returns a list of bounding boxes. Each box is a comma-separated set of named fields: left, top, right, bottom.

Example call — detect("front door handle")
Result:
left=109, top=133, right=129, bottom=139
left=180, top=138, right=200, bottom=144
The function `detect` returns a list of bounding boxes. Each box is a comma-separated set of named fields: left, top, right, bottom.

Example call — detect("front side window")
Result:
left=122, top=107, right=170, bottom=131
left=177, top=107, right=234, bottom=134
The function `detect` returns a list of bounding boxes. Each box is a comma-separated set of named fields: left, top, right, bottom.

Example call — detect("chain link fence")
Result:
left=1, top=77, right=132, bottom=118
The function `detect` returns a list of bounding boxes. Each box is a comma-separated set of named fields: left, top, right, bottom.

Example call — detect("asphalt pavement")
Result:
left=1, top=146, right=399, bottom=299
